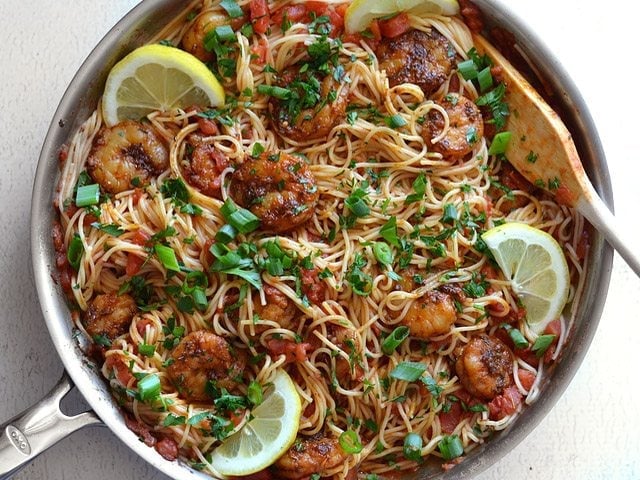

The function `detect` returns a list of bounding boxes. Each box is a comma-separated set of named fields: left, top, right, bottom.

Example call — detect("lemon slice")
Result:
left=209, top=369, right=302, bottom=476
left=344, top=0, right=460, bottom=34
left=101, top=44, right=225, bottom=126
left=481, top=223, right=570, bottom=334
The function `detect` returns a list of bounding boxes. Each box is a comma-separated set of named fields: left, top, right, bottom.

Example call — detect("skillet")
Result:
left=0, top=0, right=613, bottom=478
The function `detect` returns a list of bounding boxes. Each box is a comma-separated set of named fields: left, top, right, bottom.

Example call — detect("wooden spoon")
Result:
left=474, top=34, right=640, bottom=276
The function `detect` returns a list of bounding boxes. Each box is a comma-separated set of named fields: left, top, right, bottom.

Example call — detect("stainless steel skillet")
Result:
left=0, top=0, right=613, bottom=478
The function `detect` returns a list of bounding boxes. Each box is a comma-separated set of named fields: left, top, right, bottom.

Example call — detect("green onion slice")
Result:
left=381, top=326, right=410, bottom=355
left=488, top=131, right=512, bottom=155
left=438, top=434, right=464, bottom=460
left=373, top=242, right=393, bottom=266
left=67, top=234, right=84, bottom=271
left=403, top=432, right=423, bottom=461
left=247, top=380, right=263, bottom=406
left=221, top=199, right=261, bottom=234
left=75, top=183, right=100, bottom=207
left=457, top=58, right=478, bottom=80
left=477, top=66, right=493, bottom=92
left=338, top=430, right=363, bottom=454
left=138, top=373, right=161, bottom=401
left=390, top=361, right=427, bottom=382
left=220, top=0, right=243, bottom=18
left=215, top=224, right=238, bottom=244
left=154, top=244, right=180, bottom=272
left=384, top=114, right=407, bottom=129
left=257, top=84, right=292, bottom=100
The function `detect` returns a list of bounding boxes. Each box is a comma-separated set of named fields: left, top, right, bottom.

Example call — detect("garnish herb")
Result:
left=163, top=414, right=186, bottom=427
left=161, top=178, right=202, bottom=216
left=500, top=323, right=528, bottom=349
left=220, top=0, right=243, bottom=18
left=405, top=172, right=428, bottom=204
left=91, top=222, right=125, bottom=237
left=345, top=185, right=371, bottom=218
left=381, top=326, right=410, bottom=355
left=75, top=183, right=100, bottom=207
left=532, top=334, right=556, bottom=357
left=390, top=361, right=427, bottom=382
left=488, top=131, right=512, bottom=155
left=372, top=242, right=394, bottom=266
left=346, top=253, right=373, bottom=296
left=247, top=380, right=263, bottom=406
left=67, top=234, right=84, bottom=271
left=384, top=114, right=407, bottom=129
left=403, top=432, right=423, bottom=461
left=138, top=343, right=156, bottom=357
left=380, top=216, right=400, bottom=247
left=338, top=430, right=363, bottom=454
left=137, top=373, right=161, bottom=402
left=438, top=435, right=464, bottom=460
left=220, top=198, right=261, bottom=234
left=154, top=244, right=181, bottom=272
left=526, top=150, right=538, bottom=163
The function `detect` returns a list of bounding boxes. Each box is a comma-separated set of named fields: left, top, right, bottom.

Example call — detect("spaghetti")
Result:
left=54, top=0, right=589, bottom=478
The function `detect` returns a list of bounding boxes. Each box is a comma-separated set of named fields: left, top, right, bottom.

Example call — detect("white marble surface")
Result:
left=1, top=1, right=639, bottom=479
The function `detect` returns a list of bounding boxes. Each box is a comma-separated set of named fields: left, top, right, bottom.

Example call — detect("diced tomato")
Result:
left=327, top=9, right=344, bottom=36
left=136, top=318, right=154, bottom=337
left=488, top=385, right=523, bottom=420
left=303, top=402, right=316, bottom=418
left=335, top=3, right=349, bottom=19
left=438, top=400, right=465, bottom=434
left=554, top=184, right=575, bottom=206
left=379, top=12, right=411, bottom=38
left=369, top=19, right=382, bottom=42
left=229, top=410, right=246, bottom=427
left=300, top=268, right=327, bottom=305
left=266, top=338, right=312, bottom=364
left=125, top=253, right=144, bottom=277
left=58, top=144, right=69, bottom=164
left=271, top=4, right=308, bottom=26
left=105, top=355, right=134, bottom=386
left=197, top=117, right=219, bottom=136
left=250, top=0, right=270, bottom=35
left=544, top=319, right=562, bottom=337
left=517, top=369, right=537, bottom=391
left=130, top=229, right=151, bottom=246
left=250, top=37, right=269, bottom=65
left=131, top=187, right=144, bottom=205
left=306, top=1, right=328, bottom=15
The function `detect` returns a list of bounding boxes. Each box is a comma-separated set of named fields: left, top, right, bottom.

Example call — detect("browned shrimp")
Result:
left=275, top=435, right=348, bottom=479
left=87, top=120, right=168, bottom=194
left=401, top=290, right=457, bottom=339
left=251, top=285, right=298, bottom=333
left=423, top=93, right=484, bottom=159
left=181, top=11, right=228, bottom=62
left=228, top=151, right=319, bottom=233
left=270, top=67, right=349, bottom=142
left=84, top=292, right=137, bottom=342
left=455, top=334, right=514, bottom=400
left=376, top=29, right=455, bottom=97
left=182, top=134, right=229, bottom=198
left=166, top=330, right=245, bottom=402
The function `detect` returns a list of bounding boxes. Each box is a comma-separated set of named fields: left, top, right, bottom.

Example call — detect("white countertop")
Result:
left=1, top=1, right=639, bottom=479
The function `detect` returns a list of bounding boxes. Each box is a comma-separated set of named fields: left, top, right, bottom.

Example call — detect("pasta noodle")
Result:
left=53, top=1, right=589, bottom=478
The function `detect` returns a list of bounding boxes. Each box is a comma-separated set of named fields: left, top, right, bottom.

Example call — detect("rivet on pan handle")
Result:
left=0, top=372, right=102, bottom=479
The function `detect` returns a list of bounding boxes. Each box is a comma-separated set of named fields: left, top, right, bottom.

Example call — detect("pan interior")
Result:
left=31, top=1, right=613, bottom=478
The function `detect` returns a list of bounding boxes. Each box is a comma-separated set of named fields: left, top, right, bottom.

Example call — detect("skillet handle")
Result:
left=0, top=372, right=102, bottom=479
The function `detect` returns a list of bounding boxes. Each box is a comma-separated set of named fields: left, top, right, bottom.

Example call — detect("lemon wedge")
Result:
left=481, top=222, right=570, bottom=334
left=209, top=369, right=302, bottom=476
left=101, top=44, right=225, bottom=126
left=344, top=0, right=460, bottom=34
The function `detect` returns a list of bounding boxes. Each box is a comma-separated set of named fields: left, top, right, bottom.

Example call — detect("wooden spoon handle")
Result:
left=577, top=194, right=640, bottom=276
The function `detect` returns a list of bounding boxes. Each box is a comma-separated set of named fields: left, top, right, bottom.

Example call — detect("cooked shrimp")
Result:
left=376, top=29, right=455, bottom=97
left=401, top=290, right=456, bottom=339
left=275, top=435, right=348, bottom=479
left=228, top=151, right=319, bottom=233
left=455, top=334, right=514, bottom=400
left=182, top=134, right=229, bottom=198
left=270, top=67, right=349, bottom=142
left=423, top=93, right=484, bottom=159
left=84, top=292, right=137, bottom=341
left=181, top=11, right=228, bottom=62
left=166, top=330, right=245, bottom=402
left=251, top=285, right=298, bottom=333
left=87, top=120, right=168, bottom=194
